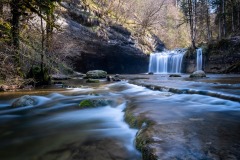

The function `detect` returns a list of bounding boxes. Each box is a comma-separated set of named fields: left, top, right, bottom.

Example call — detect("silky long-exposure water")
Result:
left=0, top=74, right=240, bottom=160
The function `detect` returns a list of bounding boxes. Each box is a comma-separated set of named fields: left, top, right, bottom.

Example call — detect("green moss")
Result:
left=27, top=65, right=50, bottom=85
left=79, top=100, right=94, bottom=108
left=79, top=99, right=112, bottom=108
left=86, top=79, right=100, bottom=83
left=124, top=109, right=154, bottom=129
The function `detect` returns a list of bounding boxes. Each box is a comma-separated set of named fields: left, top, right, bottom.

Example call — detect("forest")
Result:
left=0, top=0, right=239, bottom=87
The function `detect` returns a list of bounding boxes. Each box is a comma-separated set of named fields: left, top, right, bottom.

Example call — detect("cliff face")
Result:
left=54, top=1, right=164, bottom=74
left=184, top=37, right=240, bottom=73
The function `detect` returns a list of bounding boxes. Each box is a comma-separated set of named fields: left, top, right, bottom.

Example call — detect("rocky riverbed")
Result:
left=122, top=74, right=240, bottom=160
left=0, top=74, right=240, bottom=160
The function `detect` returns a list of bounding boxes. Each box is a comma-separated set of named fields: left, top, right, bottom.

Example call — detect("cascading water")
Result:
left=196, top=48, right=203, bottom=71
left=148, top=49, right=186, bottom=73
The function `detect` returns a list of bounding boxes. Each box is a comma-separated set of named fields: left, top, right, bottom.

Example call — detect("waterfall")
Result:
left=148, top=49, right=186, bottom=73
left=196, top=48, right=203, bottom=71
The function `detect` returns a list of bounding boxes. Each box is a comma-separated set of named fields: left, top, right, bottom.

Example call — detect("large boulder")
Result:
left=12, top=95, right=38, bottom=107
left=86, top=70, right=107, bottom=79
left=190, top=70, right=206, bottom=78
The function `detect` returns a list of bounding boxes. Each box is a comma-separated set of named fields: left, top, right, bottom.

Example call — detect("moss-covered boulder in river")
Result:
left=79, top=99, right=113, bottom=108
left=86, top=70, right=107, bottom=79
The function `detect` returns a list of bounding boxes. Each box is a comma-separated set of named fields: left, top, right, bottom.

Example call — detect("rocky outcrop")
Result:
left=55, top=1, right=156, bottom=74
left=184, top=37, right=240, bottom=73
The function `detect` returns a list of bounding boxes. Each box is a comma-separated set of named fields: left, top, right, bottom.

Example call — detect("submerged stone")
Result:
left=169, top=74, right=181, bottom=77
left=86, top=79, right=100, bottom=83
left=79, top=99, right=113, bottom=108
left=190, top=70, right=206, bottom=78
left=12, top=95, right=37, bottom=107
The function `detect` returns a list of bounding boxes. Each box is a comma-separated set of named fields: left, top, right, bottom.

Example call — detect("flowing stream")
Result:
left=0, top=74, right=240, bottom=159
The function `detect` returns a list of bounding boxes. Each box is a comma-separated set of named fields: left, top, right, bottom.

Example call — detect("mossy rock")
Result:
left=79, top=99, right=113, bottom=108
left=86, top=79, right=100, bottom=83
left=86, top=70, right=107, bottom=79
left=79, top=100, right=94, bottom=108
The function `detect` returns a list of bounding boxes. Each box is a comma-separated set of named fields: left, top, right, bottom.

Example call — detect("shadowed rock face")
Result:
left=54, top=0, right=168, bottom=74
left=184, top=37, right=240, bottom=73
left=71, top=42, right=149, bottom=74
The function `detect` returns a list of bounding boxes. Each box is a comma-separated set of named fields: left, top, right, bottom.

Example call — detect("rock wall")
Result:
left=183, top=37, right=240, bottom=73
left=55, top=1, right=167, bottom=74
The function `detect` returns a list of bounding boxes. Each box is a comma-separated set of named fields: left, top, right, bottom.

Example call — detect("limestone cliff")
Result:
left=54, top=1, right=164, bottom=74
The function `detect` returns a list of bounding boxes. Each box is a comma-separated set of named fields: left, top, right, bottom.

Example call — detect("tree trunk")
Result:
left=188, top=0, right=196, bottom=48
left=46, top=4, right=54, bottom=70
left=232, top=4, right=234, bottom=32
left=0, top=2, right=3, bottom=18
left=218, top=4, right=222, bottom=40
left=206, top=1, right=211, bottom=42
left=10, top=0, right=21, bottom=69
left=40, top=9, right=45, bottom=83
left=193, top=0, right=197, bottom=46
left=222, top=0, right=226, bottom=37
left=238, top=3, right=240, bottom=27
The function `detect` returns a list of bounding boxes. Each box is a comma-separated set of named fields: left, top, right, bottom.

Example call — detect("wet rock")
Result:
left=190, top=70, right=206, bottom=78
left=112, top=75, right=121, bottom=81
left=0, top=85, right=21, bottom=91
left=148, top=72, right=154, bottom=75
left=0, top=85, right=9, bottom=91
left=86, top=70, right=107, bottom=79
left=106, top=75, right=113, bottom=82
left=12, top=95, right=37, bottom=107
left=79, top=99, right=113, bottom=108
left=86, top=79, right=100, bottom=83
left=169, top=74, right=181, bottom=77
left=72, top=72, right=86, bottom=77
left=51, top=74, right=71, bottom=80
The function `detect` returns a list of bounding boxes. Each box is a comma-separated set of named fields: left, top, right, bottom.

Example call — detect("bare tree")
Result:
left=133, top=0, right=166, bottom=36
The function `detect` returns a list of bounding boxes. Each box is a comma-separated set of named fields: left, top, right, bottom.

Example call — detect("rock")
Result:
left=112, top=76, right=121, bottom=81
left=169, top=74, right=181, bottom=77
left=86, top=79, right=100, bottom=83
left=12, top=95, right=37, bottom=107
left=79, top=99, right=113, bottom=108
left=0, top=85, right=9, bottom=91
left=72, top=72, right=86, bottom=77
left=190, top=70, right=206, bottom=78
left=0, top=85, right=21, bottom=91
left=107, top=75, right=113, bottom=82
left=51, top=74, right=71, bottom=80
left=86, top=70, right=107, bottom=79
left=148, top=72, right=154, bottom=75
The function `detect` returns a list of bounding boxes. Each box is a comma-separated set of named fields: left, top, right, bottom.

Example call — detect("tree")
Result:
left=10, top=0, right=22, bottom=71
left=133, top=0, right=165, bottom=36
left=180, top=0, right=197, bottom=48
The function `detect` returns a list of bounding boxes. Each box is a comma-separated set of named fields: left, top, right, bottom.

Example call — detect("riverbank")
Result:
left=122, top=73, right=240, bottom=160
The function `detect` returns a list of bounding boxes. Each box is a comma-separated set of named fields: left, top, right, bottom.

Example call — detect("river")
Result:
left=0, top=74, right=240, bottom=160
